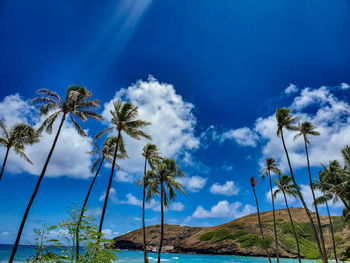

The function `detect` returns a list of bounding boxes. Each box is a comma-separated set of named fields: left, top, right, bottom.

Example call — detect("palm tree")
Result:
left=249, top=176, right=272, bottom=263
left=0, top=121, right=39, bottom=180
left=260, top=157, right=282, bottom=262
left=274, top=175, right=302, bottom=263
left=321, top=160, right=350, bottom=212
left=75, top=136, right=127, bottom=261
left=341, top=145, right=350, bottom=168
left=138, top=143, right=160, bottom=263
left=314, top=172, right=339, bottom=263
left=147, top=158, right=186, bottom=263
left=9, top=86, right=102, bottom=263
left=275, top=107, right=327, bottom=263
left=95, top=100, right=151, bottom=234
left=294, top=121, right=326, bottom=257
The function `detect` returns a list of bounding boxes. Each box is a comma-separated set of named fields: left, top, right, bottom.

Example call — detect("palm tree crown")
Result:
left=294, top=121, right=320, bottom=144
left=32, top=85, right=103, bottom=136
left=273, top=175, right=298, bottom=199
left=0, top=121, right=39, bottom=164
left=260, top=158, right=281, bottom=179
left=95, top=100, right=151, bottom=141
left=276, top=107, right=299, bottom=136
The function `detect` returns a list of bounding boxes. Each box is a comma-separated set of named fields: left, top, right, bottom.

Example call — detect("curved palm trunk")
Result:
left=99, top=130, right=121, bottom=233
left=325, top=201, right=338, bottom=263
left=0, top=146, right=10, bottom=181
left=252, top=184, right=272, bottom=263
left=142, top=157, right=149, bottom=263
left=304, top=137, right=327, bottom=258
left=280, top=130, right=327, bottom=263
left=76, top=157, right=105, bottom=261
left=9, top=114, right=66, bottom=263
left=268, top=171, right=279, bottom=262
left=282, top=191, right=302, bottom=263
left=158, top=179, right=164, bottom=263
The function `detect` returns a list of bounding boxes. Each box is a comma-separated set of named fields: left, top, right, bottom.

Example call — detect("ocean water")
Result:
left=0, top=245, right=321, bottom=263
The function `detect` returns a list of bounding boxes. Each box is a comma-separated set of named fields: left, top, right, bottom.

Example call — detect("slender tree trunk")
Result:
left=99, top=130, right=121, bottom=233
left=304, top=137, right=327, bottom=259
left=282, top=191, right=302, bottom=263
left=9, top=114, right=66, bottom=263
left=0, top=146, right=10, bottom=181
left=280, top=130, right=327, bottom=263
left=325, top=201, right=338, bottom=263
left=158, top=179, right=164, bottom=263
left=252, top=184, right=272, bottom=263
left=142, top=157, right=149, bottom=263
left=268, top=171, right=279, bottom=262
left=76, top=157, right=105, bottom=261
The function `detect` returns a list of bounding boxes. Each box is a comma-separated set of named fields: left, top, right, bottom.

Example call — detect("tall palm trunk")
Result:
left=268, top=171, right=279, bottom=262
left=9, top=114, right=66, bottom=263
left=76, top=157, right=105, bottom=261
left=303, top=136, right=327, bottom=258
left=282, top=191, right=302, bottom=263
left=252, top=184, right=272, bottom=263
left=280, top=130, right=327, bottom=263
left=0, top=146, right=10, bottom=181
left=325, top=201, right=338, bottom=263
left=142, top=157, right=149, bottom=263
left=99, top=130, right=121, bottom=233
left=158, top=178, right=164, bottom=263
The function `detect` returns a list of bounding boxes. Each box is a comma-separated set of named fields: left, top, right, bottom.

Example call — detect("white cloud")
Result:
left=284, top=84, right=298, bottom=94
left=210, top=181, right=240, bottom=196
left=109, top=192, right=185, bottom=212
left=178, top=176, right=207, bottom=193
left=291, top=86, right=330, bottom=110
left=101, top=76, right=199, bottom=181
left=99, top=188, right=118, bottom=203
left=0, top=94, right=94, bottom=178
left=220, top=127, right=259, bottom=147
left=341, top=82, right=350, bottom=90
left=102, top=229, right=119, bottom=239
left=191, top=200, right=254, bottom=219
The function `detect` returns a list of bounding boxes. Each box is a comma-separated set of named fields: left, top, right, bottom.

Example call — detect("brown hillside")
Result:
left=112, top=208, right=350, bottom=260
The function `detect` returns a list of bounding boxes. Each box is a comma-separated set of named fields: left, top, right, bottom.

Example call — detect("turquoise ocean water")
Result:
left=0, top=245, right=321, bottom=263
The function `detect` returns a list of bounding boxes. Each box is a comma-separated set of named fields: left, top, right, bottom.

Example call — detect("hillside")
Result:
left=112, top=208, right=350, bottom=260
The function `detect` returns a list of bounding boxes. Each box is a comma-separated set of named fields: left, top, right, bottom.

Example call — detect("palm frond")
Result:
left=0, top=120, right=9, bottom=139
left=14, top=148, right=33, bottom=164
left=94, top=127, right=114, bottom=140
left=36, top=88, right=63, bottom=102
left=38, top=111, right=63, bottom=134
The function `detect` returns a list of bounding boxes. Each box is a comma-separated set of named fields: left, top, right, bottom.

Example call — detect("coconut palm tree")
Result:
left=294, top=121, right=326, bottom=257
left=0, top=121, right=40, bottom=180
left=260, top=157, right=282, bottom=262
left=321, top=160, right=350, bottom=212
left=274, top=175, right=302, bottom=263
left=76, top=136, right=127, bottom=261
left=95, top=100, right=151, bottom=234
left=138, top=143, right=160, bottom=263
left=9, top=86, right=102, bottom=263
left=275, top=107, right=326, bottom=263
left=147, top=158, right=186, bottom=263
left=314, top=172, right=339, bottom=263
left=249, top=176, right=272, bottom=263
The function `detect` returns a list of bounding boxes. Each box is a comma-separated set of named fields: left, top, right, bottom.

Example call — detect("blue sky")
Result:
left=1, top=0, right=350, bottom=244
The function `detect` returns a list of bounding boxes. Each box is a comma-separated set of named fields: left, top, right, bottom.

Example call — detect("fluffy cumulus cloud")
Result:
left=220, top=127, right=259, bottom=147
left=99, top=190, right=185, bottom=212
left=284, top=83, right=298, bottom=94
left=341, top=83, right=350, bottom=90
left=101, top=76, right=199, bottom=182
left=191, top=200, right=254, bottom=219
left=210, top=181, right=240, bottom=196
left=0, top=94, right=94, bottom=178
left=227, top=85, right=350, bottom=171
left=178, top=175, right=207, bottom=193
